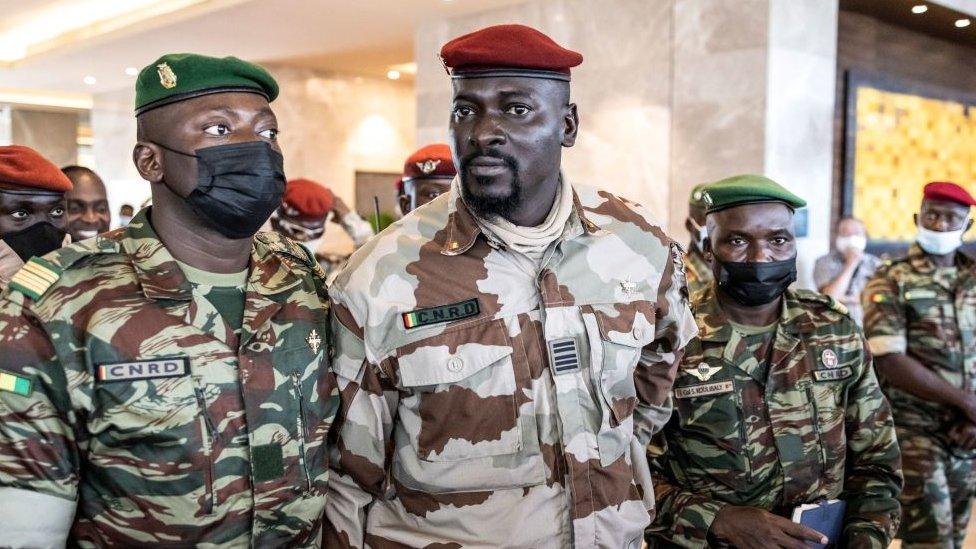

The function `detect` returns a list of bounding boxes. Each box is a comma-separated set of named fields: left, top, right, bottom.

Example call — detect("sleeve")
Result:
left=0, top=294, right=80, bottom=521
left=338, top=212, right=376, bottom=248
left=861, top=268, right=906, bottom=356
left=813, top=255, right=840, bottom=290
left=634, top=242, right=698, bottom=443
left=324, top=296, right=399, bottom=548
left=839, top=337, right=903, bottom=548
left=646, top=433, right=727, bottom=549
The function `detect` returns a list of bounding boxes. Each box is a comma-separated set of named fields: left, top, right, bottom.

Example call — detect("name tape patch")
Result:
left=96, top=357, right=189, bottom=383
left=402, top=298, right=480, bottom=329
left=813, top=366, right=853, bottom=382
left=548, top=338, right=581, bottom=375
left=675, top=380, right=734, bottom=399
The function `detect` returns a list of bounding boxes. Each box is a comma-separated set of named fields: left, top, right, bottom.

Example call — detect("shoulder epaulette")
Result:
left=8, top=235, right=121, bottom=301
left=795, top=289, right=851, bottom=318
left=256, top=231, right=316, bottom=268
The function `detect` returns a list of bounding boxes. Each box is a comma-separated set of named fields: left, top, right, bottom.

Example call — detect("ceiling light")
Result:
left=124, top=67, right=138, bottom=76
left=386, top=70, right=401, bottom=80
left=911, top=5, right=928, bottom=14
left=956, top=18, right=972, bottom=27
left=83, top=75, right=97, bottom=85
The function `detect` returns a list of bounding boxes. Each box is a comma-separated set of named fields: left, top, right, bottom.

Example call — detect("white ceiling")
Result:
left=0, top=0, right=525, bottom=96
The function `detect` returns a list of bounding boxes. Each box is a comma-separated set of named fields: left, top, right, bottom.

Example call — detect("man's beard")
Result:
left=458, top=151, right=521, bottom=219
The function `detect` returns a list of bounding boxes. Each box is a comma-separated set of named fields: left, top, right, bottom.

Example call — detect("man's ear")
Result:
left=133, top=142, right=164, bottom=184
left=967, top=218, right=974, bottom=233
left=913, top=213, right=920, bottom=228
left=561, top=103, right=579, bottom=147
left=702, top=235, right=713, bottom=261
left=398, top=194, right=411, bottom=216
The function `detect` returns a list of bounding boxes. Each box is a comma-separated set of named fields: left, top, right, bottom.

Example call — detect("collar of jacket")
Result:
left=121, top=207, right=304, bottom=302
left=436, top=178, right=603, bottom=256
left=694, top=286, right=817, bottom=344
left=907, top=242, right=976, bottom=274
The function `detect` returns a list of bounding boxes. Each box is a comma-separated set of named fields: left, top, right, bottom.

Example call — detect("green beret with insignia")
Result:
left=135, top=53, right=278, bottom=115
left=702, top=174, right=806, bottom=214
left=689, top=183, right=711, bottom=208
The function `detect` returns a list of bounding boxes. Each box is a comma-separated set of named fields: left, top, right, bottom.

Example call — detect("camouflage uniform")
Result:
left=683, top=246, right=713, bottom=298
left=324, top=184, right=698, bottom=548
left=647, top=286, right=902, bottom=549
left=863, top=244, right=976, bottom=548
left=0, top=208, right=339, bottom=547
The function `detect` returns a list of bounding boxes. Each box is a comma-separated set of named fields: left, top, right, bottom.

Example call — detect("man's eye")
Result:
left=50, top=207, right=65, bottom=217
left=771, top=237, right=788, bottom=245
left=259, top=128, right=279, bottom=140
left=427, top=190, right=442, bottom=199
left=10, top=210, right=27, bottom=220
left=203, top=124, right=231, bottom=136
left=729, top=238, right=747, bottom=247
left=453, top=106, right=474, bottom=118
left=506, top=105, right=531, bottom=116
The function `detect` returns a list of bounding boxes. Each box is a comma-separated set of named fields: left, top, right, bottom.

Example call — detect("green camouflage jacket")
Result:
left=862, top=244, right=976, bottom=430
left=647, top=287, right=902, bottom=549
left=0, top=209, right=339, bottom=547
left=683, top=246, right=713, bottom=298
left=324, top=184, right=698, bottom=548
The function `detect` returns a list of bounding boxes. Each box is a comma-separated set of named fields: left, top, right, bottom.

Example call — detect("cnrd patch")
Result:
left=97, top=357, right=189, bottom=383
left=402, top=298, right=479, bottom=329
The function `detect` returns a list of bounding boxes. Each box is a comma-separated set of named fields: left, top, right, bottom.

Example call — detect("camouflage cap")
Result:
left=689, top=183, right=710, bottom=208
left=135, top=53, right=278, bottom=115
left=703, top=174, right=806, bottom=214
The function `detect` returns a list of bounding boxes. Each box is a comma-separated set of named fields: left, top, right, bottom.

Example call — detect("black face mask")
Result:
left=2, top=222, right=66, bottom=261
left=155, top=141, right=286, bottom=239
left=716, top=257, right=797, bottom=307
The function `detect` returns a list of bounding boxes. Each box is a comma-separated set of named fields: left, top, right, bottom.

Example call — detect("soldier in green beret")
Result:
left=646, top=174, right=902, bottom=549
left=0, top=53, right=338, bottom=547
left=683, top=182, right=713, bottom=296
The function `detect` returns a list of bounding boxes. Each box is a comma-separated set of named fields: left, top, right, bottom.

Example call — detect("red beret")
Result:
left=402, top=144, right=456, bottom=181
left=283, top=178, right=333, bottom=221
left=440, top=24, right=583, bottom=81
left=924, top=181, right=976, bottom=208
left=0, top=145, right=72, bottom=193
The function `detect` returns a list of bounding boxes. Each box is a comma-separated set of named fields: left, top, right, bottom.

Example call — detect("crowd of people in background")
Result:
left=0, top=22, right=974, bottom=549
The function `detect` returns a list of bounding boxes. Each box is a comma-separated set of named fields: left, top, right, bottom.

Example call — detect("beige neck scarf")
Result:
left=462, top=176, right=575, bottom=263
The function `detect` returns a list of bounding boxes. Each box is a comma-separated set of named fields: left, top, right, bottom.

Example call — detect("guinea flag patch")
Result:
left=0, top=370, right=32, bottom=397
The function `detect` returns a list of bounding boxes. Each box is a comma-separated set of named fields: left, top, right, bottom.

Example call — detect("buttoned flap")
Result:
left=591, top=300, right=657, bottom=348
left=394, top=318, right=523, bottom=464
left=902, top=285, right=941, bottom=319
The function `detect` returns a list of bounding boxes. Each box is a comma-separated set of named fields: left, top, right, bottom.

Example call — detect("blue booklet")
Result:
left=791, top=499, right=846, bottom=548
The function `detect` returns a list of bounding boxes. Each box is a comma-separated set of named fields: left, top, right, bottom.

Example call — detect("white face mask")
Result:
left=118, top=215, right=133, bottom=226
left=916, top=225, right=965, bottom=255
left=835, top=235, right=867, bottom=253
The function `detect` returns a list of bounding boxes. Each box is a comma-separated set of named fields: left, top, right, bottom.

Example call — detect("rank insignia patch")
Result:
left=548, top=337, right=581, bottom=375
left=402, top=299, right=479, bottom=329
left=97, top=357, right=189, bottom=382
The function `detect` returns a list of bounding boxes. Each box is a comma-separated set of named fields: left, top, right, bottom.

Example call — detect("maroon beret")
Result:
left=0, top=145, right=72, bottom=193
left=440, top=24, right=583, bottom=81
left=924, top=181, right=976, bottom=208
left=402, top=144, right=456, bottom=181
left=283, top=178, right=333, bottom=221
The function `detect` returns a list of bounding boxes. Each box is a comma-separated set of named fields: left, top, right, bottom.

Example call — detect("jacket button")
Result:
left=447, top=357, right=464, bottom=373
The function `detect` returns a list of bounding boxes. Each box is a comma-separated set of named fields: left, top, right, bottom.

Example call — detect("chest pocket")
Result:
left=904, top=287, right=943, bottom=324
left=583, top=301, right=656, bottom=466
left=391, top=318, right=544, bottom=493
left=808, top=382, right=847, bottom=494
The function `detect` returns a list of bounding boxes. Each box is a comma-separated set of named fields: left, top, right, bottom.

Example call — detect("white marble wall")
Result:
left=90, top=65, right=416, bottom=250
left=416, top=0, right=674, bottom=223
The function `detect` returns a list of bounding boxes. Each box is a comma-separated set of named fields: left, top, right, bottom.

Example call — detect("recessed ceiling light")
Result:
left=956, top=18, right=972, bottom=27
left=911, top=4, right=928, bottom=14
left=83, top=75, right=96, bottom=85
left=124, top=67, right=138, bottom=76
left=386, top=69, right=401, bottom=80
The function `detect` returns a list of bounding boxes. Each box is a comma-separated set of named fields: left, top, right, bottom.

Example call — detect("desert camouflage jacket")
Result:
left=683, top=246, right=713, bottom=298
left=0, top=208, right=338, bottom=547
left=647, top=287, right=902, bottom=549
left=324, top=183, right=697, bottom=548
left=862, top=244, right=976, bottom=430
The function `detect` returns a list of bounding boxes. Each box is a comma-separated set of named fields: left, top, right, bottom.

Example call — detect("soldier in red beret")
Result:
left=397, top=143, right=456, bottom=214
left=326, top=24, right=696, bottom=548
left=864, top=181, right=976, bottom=548
left=0, top=145, right=72, bottom=291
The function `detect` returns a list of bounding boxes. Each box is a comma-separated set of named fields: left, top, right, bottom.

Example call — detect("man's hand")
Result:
left=710, top=505, right=827, bottom=549
left=949, top=421, right=976, bottom=451
left=842, top=246, right=864, bottom=266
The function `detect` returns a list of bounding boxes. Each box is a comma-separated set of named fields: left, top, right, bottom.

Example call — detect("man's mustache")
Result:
left=459, top=150, right=519, bottom=171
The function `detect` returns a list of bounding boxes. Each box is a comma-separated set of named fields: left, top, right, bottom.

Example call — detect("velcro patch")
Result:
left=402, top=298, right=479, bottom=329
left=813, top=367, right=853, bottom=382
left=674, top=380, right=734, bottom=399
left=96, top=357, right=189, bottom=383
left=548, top=337, right=581, bottom=375
left=0, top=370, right=32, bottom=396
left=252, top=443, right=284, bottom=483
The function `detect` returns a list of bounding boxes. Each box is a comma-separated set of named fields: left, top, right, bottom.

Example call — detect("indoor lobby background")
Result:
left=1, top=1, right=976, bottom=547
